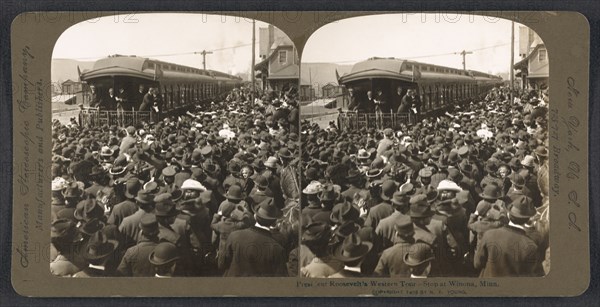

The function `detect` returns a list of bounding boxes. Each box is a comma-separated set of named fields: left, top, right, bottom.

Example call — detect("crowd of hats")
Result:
left=299, top=87, right=551, bottom=277
left=49, top=87, right=301, bottom=277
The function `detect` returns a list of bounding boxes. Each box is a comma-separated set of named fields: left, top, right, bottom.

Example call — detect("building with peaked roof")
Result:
left=513, top=27, right=548, bottom=93
left=254, top=25, right=299, bottom=97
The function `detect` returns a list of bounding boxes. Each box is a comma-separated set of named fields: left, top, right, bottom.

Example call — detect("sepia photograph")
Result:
left=49, top=13, right=300, bottom=278
left=299, top=13, right=550, bottom=278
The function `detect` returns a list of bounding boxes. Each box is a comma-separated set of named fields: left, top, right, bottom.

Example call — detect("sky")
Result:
left=52, top=13, right=272, bottom=75
left=302, top=13, right=533, bottom=75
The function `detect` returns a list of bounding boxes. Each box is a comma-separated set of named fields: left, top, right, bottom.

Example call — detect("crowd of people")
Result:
left=299, top=87, right=550, bottom=278
left=50, top=86, right=301, bottom=277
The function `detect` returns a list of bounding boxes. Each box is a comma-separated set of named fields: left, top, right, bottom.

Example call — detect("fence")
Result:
left=79, top=109, right=153, bottom=127
left=338, top=111, right=416, bottom=131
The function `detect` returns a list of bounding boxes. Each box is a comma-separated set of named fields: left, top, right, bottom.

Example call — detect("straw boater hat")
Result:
left=302, top=180, right=323, bottom=195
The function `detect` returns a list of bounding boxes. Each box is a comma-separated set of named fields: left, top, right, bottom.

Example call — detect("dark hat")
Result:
left=394, top=215, right=415, bottom=236
left=255, top=198, right=283, bottom=221
left=253, top=175, right=269, bottom=189
left=534, top=146, right=548, bottom=158
left=403, top=242, right=434, bottom=266
left=479, top=183, right=502, bottom=200
left=51, top=219, right=82, bottom=243
left=346, top=169, right=362, bottom=181
left=318, top=184, right=339, bottom=202
left=135, top=189, right=155, bottom=204
left=62, top=182, right=83, bottom=199
left=458, top=159, right=473, bottom=173
left=82, top=231, right=118, bottom=261
left=447, top=168, right=463, bottom=182
left=409, top=195, right=433, bottom=218
left=330, top=201, right=360, bottom=224
left=333, top=233, right=373, bottom=263
left=509, top=172, right=525, bottom=188
left=124, top=177, right=142, bottom=199
left=380, top=180, right=397, bottom=201
left=139, top=214, right=159, bottom=236
left=390, top=191, right=410, bottom=208
left=301, top=221, right=332, bottom=243
left=508, top=195, right=536, bottom=218
left=154, top=193, right=178, bottom=217
left=149, top=242, right=179, bottom=266
left=225, top=184, right=245, bottom=201
left=485, top=160, right=498, bottom=174
left=74, top=199, right=104, bottom=222
left=278, top=148, right=293, bottom=160
left=78, top=218, right=106, bottom=236
left=333, top=220, right=360, bottom=238
left=457, top=145, right=469, bottom=156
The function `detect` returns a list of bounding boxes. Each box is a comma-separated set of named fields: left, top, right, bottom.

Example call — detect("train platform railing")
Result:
left=338, top=111, right=416, bottom=131
left=79, top=108, right=153, bottom=127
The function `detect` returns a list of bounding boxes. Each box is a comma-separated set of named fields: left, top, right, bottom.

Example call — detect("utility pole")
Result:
left=510, top=21, right=515, bottom=104
left=251, top=19, right=256, bottom=105
left=456, top=50, right=473, bottom=70
left=195, top=50, right=213, bottom=70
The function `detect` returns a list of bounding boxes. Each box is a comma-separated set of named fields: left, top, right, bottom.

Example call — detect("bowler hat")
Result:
left=78, top=218, right=106, bottom=236
left=301, top=221, right=332, bottom=243
left=479, top=184, right=502, bottom=200
left=154, top=193, right=178, bottom=217
left=394, top=215, right=415, bottom=236
left=225, top=184, right=245, bottom=201
left=51, top=219, right=82, bottom=243
left=380, top=180, right=397, bottom=201
left=139, top=214, right=159, bottom=236
left=330, top=201, right=360, bottom=224
left=148, top=242, right=179, bottom=266
left=253, top=175, right=269, bottom=189
left=509, top=173, right=525, bottom=188
left=124, top=177, right=142, bottom=199
left=135, top=189, right=155, bottom=204
left=333, top=220, right=360, bottom=238
left=74, top=199, right=104, bottom=222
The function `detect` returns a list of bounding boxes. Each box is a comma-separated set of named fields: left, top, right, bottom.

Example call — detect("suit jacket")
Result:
left=375, top=211, right=407, bottom=249
left=50, top=255, right=83, bottom=277
left=301, top=255, right=344, bottom=278
left=223, top=226, right=288, bottom=277
left=474, top=225, right=540, bottom=277
left=107, top=199, right=137, bottom=226
left=139, top=93, right=153, bottom=111
left=116, top=239, right=158, bottom=277
left=118, top=209, right=147, bottom=247
left=373, top=241, right=413, bottom=277
left=365, top=201, right=394, bottom=229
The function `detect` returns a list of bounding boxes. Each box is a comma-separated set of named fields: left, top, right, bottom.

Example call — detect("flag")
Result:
left=335, top=69, right=340, bottom=82
left=77, top=65, right=82, bottom=82
left=154, top=64, right=163, bottom=81
left=412, top=65, right=421, bottom=82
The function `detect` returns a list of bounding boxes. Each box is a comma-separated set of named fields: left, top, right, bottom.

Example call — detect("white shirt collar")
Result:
left=508, top=220, right=526, bottom=231
left=155, top=273, right=170, bottom=278
left=254, top=222, right=270, bottom=231
left=88, top=264, right=105, bottom=271
left=411, top=274, right=427, bottom=278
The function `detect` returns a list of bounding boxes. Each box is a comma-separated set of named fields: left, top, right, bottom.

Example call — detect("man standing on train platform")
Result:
left=347, top=87, right=358, bottom=111
left=398, top=89, right=421, bottom=115
left=139, top=87, right=154, bottom=112
left=135, top=84, right=146, bottom=111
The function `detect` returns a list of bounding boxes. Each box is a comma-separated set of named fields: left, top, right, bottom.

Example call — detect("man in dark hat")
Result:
left=247, top=175, right=274, bottom=211
left=505, top=172, right=533, bottom=203
left=375, top=191, right=410, bottom=250
left=404, top=242, right=436, bottom=278
left=119, top=189, right=156, bottom=248
left=374, top=215, right=415, bottom=277
left=222, top=198, right=288, bottom=276
left=474, top=196, right=541, bottom=277
left=329, top=233, right=373, bottom=278
left=107, top=177, right=142, bottom=226
left=149, top=241, right=180, bottom=277
left=278, top=147, right=300, bottom=206
left=73, top=231, right=119, bottom=277
left=50, top=219, right=86, bottom=276
left=300, top=221, right=343, bottom=278
left=117, top=214, right=160, bottom=277
left=340, top=169, right=366, bottom=203
left=365, top=180, right=396, bottom=229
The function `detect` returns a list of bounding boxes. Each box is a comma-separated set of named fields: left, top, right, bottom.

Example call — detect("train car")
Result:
left=79, top=55, right=243, bottom=126
left=336, top=57, right=503, bottom=130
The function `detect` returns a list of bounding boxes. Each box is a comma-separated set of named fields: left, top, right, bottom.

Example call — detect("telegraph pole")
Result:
left=510, top=21, right=515, bottom=104
left=251, top=19, right=256, bottom=105
left=457, top=50, right=473, bottom=70
left=195, top=50, right=213, bottom=70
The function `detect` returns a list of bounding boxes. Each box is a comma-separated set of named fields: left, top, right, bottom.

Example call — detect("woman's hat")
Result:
left=302, top=180, right=323, bottom=195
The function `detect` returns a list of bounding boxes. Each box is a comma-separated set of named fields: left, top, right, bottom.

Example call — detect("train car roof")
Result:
left=339, top=57, right=499, bottom=84
left=81, top=55, right=240, bottom=83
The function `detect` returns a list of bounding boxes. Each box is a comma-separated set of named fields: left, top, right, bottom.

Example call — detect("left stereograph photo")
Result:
left=50, top=13, right=300, bottom=278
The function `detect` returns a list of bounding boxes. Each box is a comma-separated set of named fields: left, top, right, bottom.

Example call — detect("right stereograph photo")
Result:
left=299, top=13, right=549, bottom=278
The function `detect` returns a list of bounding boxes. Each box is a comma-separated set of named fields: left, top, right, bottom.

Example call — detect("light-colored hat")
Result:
left=181, top=179, right=206, bottom=191
left=51, top=177, right=68, bottom=191
left=521, top=155, right=535, bottom=167
left=303, top=180, right=323, bottom=195
left=436, top=179, right=462, bottom=192
left=264, top=156, right=279, bottom=168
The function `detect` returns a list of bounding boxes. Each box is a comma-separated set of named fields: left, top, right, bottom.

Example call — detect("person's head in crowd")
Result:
left=409, top=194, right=434, bottom=226
left=154, top=193, right=179, bottom=226
left=507, top=195, right=536, bottom=225
left=367, top=90, right=373, bottom=99
left=301, top=221, right=332, bottom=258
left=333, top=232, right=373, bottom=269
left=139, top=214, right=160, bottom=241
left=108, top=87, right=114, bottom=97
left=135, top=189, right=156, bottom=213
left=149, top=242, right=179, bottom=277
left=254, top=198, right=283, bottom=228
left=138, top=84, right=145, bottom=93
left=404, top=242, right=435, bottom=278
left=437, top=179, right=462, bottom=201
left=498, top=164, right=511, bottom=179
left=181, top=179, right=206, bottom=200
